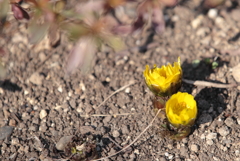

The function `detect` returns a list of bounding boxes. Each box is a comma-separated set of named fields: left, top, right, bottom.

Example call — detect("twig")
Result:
left=97, top=80, right=135, bottom=108
left=182, top=78, right=237, bottom=88
left=80, top=113, right=135, bottom=117
left=90, top=109, right=162, bottom=161
left=107, top=135, right=123, bottom=149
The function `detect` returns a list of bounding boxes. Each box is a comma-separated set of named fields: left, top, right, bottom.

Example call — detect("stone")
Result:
left=56, top=135, right=74, bottom=151
left=190, top=144, right=199, bottom=152
left=112, top=130, right=120, bottom=138
left=206, top=139, right=213, bottom=145
left=9, top=119, right=17, bottom=127
left=191, top=15, right=204, bottom=29
left=206, top=133, right=217, bottom=140
left=103, top=116, right=112, bottom=124
left=225, top=117, right=234, bottom=127
left=121, top=125, right=129, bottom=134
left=218, top=126, right=230, bottom=136
left=208, top=9, right=218, bottom=19
left=11, top=137, right=19, bottom=145
left=39, top=123, right=48, bottom=132
left=29, top=72, right=44, bottom=85
left=180, top=146, right=188, bottom=156
left=0, top=126, right=14, bottom=140
left=29, top=125, right=39, bottom=131
left=40, top=110, right=48, bottom=120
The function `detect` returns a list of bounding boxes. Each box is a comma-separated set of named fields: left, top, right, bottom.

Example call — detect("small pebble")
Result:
left=9, top=119, right=17, bottom=127
left=168, top=155, right=173, bottom=159
left=191, top=15, right=203, bottom=29
left=40, top=110, right=48, bottom=120
left=11, top=138, right=19, bottom=145
left=125, top=87, right=130, bottom=93
left=206, top=133, right=217, bottom=140
left=200, top=134, right=205, bottom=139
left=218, top=126, right=230, bottom=137
left=225, top=117, right=234, bottom=127
left=56, top=135, right=74, bottom=151
left=206, top=139, right=213, bottom=145
left=0, top=126, right=14, bottom=140
left=57, top=86, right=63, bottom=93
left=208, top=9, right=218, bottom=19
left=190, top=144, right=199, bottom=152
left=112, top=130, right=120, bottom=138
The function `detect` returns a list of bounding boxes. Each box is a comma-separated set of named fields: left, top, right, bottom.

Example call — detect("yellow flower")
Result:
left=166, top=92, right=197, bottom=128
left=143, top=57, right=182, bottom=96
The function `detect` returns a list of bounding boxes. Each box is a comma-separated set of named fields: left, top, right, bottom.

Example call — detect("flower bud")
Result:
left=143, top=57, right=182, bottom=97
left=165, top=92, right=197, bottom=128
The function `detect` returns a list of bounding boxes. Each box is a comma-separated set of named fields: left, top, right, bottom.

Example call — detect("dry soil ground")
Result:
left=1, top=0, right=240, bottom=161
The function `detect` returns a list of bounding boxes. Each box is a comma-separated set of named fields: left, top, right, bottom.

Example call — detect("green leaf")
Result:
left=61, top=10, right=83, bottom=20
left=0, top=0, right=9, bottom=20
left=0, top=63, right=6, bottom=79
left=28, top=21, right=50, bottom=44
left=62, top=23, right=89, bottom=42
left=192, top=59, right=200, bottom=68
left=212, top=61, right=218, bottom=69
left=55, top=0, right=65, bottom=13
left=104, top=35, right=125, bottom=52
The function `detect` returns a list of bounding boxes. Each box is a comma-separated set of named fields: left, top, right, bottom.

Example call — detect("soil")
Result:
left=1, top=0, right=240, bottom=161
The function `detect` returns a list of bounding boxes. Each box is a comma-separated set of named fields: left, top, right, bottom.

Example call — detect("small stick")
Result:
left=182, top=79, right=237, bottom=88
left=107, top=136, right=123, bottom=149
left=97, top=80, right=135, bottom=108
left=90, top=109, right=162, bottom=161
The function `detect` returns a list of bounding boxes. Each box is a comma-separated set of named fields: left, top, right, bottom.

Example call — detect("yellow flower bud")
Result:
left=166, top=92, right=197, bottom=128
left=143, top=57, right=182, bottom=96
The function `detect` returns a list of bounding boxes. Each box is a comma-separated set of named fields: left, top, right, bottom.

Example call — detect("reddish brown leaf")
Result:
left=112, top=25, right=133, bottom=35
left=48, top=23, right=60, bottom=47
left=11, top=4, right=30, bottom=20
left=203, top=0, right=225, bottom=8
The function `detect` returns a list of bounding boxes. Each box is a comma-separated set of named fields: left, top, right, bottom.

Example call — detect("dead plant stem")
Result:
left=91, top=109, right=162, bottom=161
left=97, top=80, right=135, bottom=108
left=182, top=78, right=237, bottom=88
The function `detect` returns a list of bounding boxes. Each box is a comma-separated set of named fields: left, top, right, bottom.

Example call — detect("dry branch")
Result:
left=182, top=79, right=237, bottom=88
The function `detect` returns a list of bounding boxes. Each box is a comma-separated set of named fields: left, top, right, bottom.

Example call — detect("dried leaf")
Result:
left=48, top=23, right=60, bottom=47
left=11, top=4, right=30, bottom=20
left=66, top=37, right=97, bottom=74
left=112, top=25, right=133, bottom=35
left=152, top=7, right=165, bottom=34
left=203, top=0, right=225, bottom=8
left=28, top=20, right=50, bottom=44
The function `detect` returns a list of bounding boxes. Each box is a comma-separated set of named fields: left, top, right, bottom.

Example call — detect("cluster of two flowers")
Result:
left=143, top=58, right=197, bottom=139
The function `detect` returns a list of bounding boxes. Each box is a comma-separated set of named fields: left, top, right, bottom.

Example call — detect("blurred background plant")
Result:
left=0, top=0, right=226, bottom=76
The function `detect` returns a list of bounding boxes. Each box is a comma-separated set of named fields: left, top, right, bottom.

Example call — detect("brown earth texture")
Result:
left=1, top=0, right=240, bottom=161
